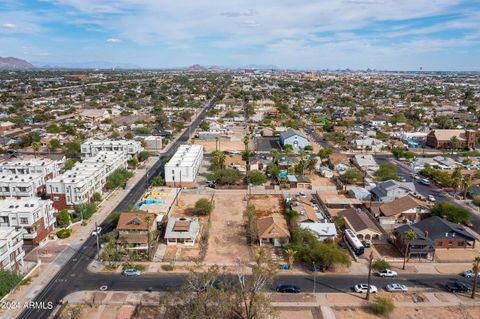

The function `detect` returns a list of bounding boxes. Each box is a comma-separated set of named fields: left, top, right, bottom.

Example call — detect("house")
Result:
left=426, top=129, right=476, bottom=149
left=279, top=129, right=310, bottom=151
left=352, top=138, right=385, bottom=152
left=257, top=214, right=290, bottom=247
left=81, top=138, right=143, bottom=158
left=0, top=227, right=25, bottom=271
left=328, top=154, right=350, bottom=172
left=143, top=135, right=163, bottom=153
left=370, top=180, right=415, bottom=202
left=0, top=121, right=15, bottom=132
left=116, top=212, right=156, bottom=252
left=79, top=109, right=110, bottom=122
left=353, top=154, right=379, bottom=174
left=286, top=175, right=311, bottom=189
left=347, top=187, right=371, bottom=201
left=339, top=208, right=383, bottom=240
left=0, top=198, right=56, bottom=245
left=395, top=216, right=476, bottom=255
left=299, top=223, right=337, bottom=242
left=370, top=195, right=430, bottom=231
left=262, top=127, right=275, bottom=137
left=164, top=217, right=200, bottom=246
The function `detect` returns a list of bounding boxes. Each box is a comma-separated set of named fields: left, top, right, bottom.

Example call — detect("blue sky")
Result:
left=0, top=0, right=479, bottom=70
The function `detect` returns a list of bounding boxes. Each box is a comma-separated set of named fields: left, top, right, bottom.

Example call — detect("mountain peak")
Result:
left=0, top=57, right=35, bottom=69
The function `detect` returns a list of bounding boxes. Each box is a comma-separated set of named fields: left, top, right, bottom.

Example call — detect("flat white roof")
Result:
left=166, top=144, right=203, bottom=168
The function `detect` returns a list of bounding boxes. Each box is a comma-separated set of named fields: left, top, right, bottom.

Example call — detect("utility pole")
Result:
left=366, top=251, right=374, bottom=301
left=95, top=222, right=100, bottom=261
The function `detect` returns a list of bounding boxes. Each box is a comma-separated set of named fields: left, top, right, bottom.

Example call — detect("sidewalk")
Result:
left=0, top=157, right=157, bottom=319
left=60, top=289, right=480, bottom=319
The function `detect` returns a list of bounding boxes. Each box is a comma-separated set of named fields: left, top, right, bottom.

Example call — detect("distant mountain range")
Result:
left=0, top=57, right=35, bottom=69
left=32, top=61, right=142, bottom=69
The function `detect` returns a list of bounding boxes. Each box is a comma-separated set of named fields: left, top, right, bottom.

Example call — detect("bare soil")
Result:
left=249, top=195, right=285, bottom=218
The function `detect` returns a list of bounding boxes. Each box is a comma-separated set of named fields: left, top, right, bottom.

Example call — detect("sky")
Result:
left=0, top=0, right=480, bottom=70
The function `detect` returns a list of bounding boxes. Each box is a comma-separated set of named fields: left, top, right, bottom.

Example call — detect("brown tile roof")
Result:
left=257, top=214, right=290, bottom=239
left=431, top=129, right=467, bottom=141
left=379, top=195, right=430, bottom=217
left=117, top=212, right=154, bottom=231
left=339, top=208, right=382, bottom=234
left=117, top=233, right=148, bottom=244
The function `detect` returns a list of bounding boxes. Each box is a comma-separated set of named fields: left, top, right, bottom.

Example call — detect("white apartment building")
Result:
left=0, top=158, right=60, bottom=179
left=46, top=151, right=127, bottom=210
left=0, top=227, right=25, bottom=271
left=165, top=144, right=203, bottom=187
left=0, top=173, right=46, bottom=198
left=81, top=138, right=143, bottom=158
left=0, top=199, right=56, bottom=245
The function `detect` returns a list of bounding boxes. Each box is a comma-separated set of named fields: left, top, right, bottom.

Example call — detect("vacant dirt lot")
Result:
left=435, top=246, right=480, bottom=262
left=194, top=139, right=247, bottom=153
left=249, top=195, right=284, bottom=218
left=204, top=193, right=252, bottom=264
left=335, top=305, right=480, bottom=319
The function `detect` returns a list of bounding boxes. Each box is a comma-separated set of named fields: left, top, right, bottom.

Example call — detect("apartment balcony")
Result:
left=23, top=231, right=38, bottom=240
left=15, top=250, right=25, bottom=262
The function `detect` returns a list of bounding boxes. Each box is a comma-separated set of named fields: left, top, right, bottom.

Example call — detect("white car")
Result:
left=385, top=283, right=408, bottom=292
left=377, top=269, right=398, bottom=277
left=428, top=195, right=436, bottom=202
left=354, top=284, right=378, bottom=294
left=463, top=269, right=478, bottom=278
left=122, top=268, right=141, bottom=276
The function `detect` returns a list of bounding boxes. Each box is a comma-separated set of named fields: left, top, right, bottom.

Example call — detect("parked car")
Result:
left=398, top=176, right=406, bottom=182
left=376, top=269, right=398, bottom=277
left=299, top=191, right=307, bottom=197
left=122, top=268, right=141, bottom=276
left=445, top=280, right=472, bottom=292
left=420, top=178, right=431, bottom=185
left=275, top=284, right=301, bottom=293
left=428, top=195, right=436, bottom=202
left=354, top=284, right=377, bottom=294
left=462, top=269, right=479, bottom=278
left=385, top=283, right=408, bottom=292
left=362, top=240, right=371, bottom=248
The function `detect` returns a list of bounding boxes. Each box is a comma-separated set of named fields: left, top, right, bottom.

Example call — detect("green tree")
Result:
left=56, top=209, right=71, bottom=227
left=372, top=259, right=391, bottom=271
left=318, top=147, right=332, bottom=159
left=64, top=158, right=76, bottom=171
left=243, top=133, right=250, bottom=151
left=431, top=202, right=470, bottom=224
left=0, top=270, right=23, bottom=298
left=151, top=176, right=165, bottom=186
left=210, top=151, right=226, bottom=170
left=75, top=203, right=97, bottom=220
left=92, top=192, right=102, bottom=202
left=199, top=121, right=209, bottom=131
left=48, top=139, right=61, bottom=151
left=105, top=168, right=134, bottom=190
left=31, top=141, right=41, bottom=157
left=138, top=150, right=149, bottom=162
left=340, top=168, right=364, bottom=185
left=270, top=149, right=279, bottom=164
left=374, top=163, right=399, bottom=181
left=450, top=136, right=462, bottom=150
left=195, top=198, right=213, bottom=215
left=208, top=168, right=244, bottom=185
left=248, top=171, right=268, bottom=185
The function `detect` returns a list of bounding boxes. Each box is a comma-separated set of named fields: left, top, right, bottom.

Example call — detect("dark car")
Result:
left=275, top=284, right=301, bottom=293
left=446, top=281, right=472, bottom=293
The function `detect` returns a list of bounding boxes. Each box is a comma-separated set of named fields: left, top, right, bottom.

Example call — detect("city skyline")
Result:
left=1, top=0, right=480, bottom=70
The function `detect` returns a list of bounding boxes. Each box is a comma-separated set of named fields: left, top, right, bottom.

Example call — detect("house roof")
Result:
left=403, top=216, right=476, bottom=242
left=339, top=208, right=383, bottom=235
left=329, top=153, right=349, bottom=166
left=280, top=128, right=307, bottom=140
left=117, top=212, right=154, bottom=231
left=117, top=233, right=148, bottom=244
left=256, top=214, right=290, bottom=239
left=430, top=129, right=467, bottom=141
left=164, top=217, right=200, bottom=239
left=379, top=195, right=430, bottom=217
left=299, top=222, right=337, bottom=237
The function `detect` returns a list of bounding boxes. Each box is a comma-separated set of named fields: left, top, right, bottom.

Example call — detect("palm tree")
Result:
left=285, top=248, right=296, bottom=270
left=451, top=167, right=463, bottom=195
left=31, top=141, right=41, bottom=158
left=243, top=133, right=250, bottom=151
left=212, top=151, right=226, bottom=169
left=144, top=214, right=153, bottom=261
left=471, top=256, right=480, bottom=299
left=403, top=229, right=417, bottom=270
left=462, top=177, right=473, bottom=200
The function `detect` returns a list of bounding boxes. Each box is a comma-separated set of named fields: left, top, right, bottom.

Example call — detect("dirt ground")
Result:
left=335, top=305, right=480, bottom=319
left=249, top=195, right=284, bottom=218
left=435, top=246, right=480, bottom=262
left=194, top=139, right=247, bottom=153
left=168, top=193, right=212, bottom=261
left=204, top=193, right=252, bottom=264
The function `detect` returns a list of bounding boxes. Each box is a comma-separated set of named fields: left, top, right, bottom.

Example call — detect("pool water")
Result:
left=135, top=199, right=166, bottom=208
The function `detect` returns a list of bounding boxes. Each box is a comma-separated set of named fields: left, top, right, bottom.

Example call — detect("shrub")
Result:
left=161, top=264, right=175, bottom=271
left=372, top=259, right=391, bottom=271
left=431, top=202, right=470, bottom=224
left=151, top=176, right=165, bottom=186
left=56, top=228, right=72, bottom=239
left=138, top=150, right=149, bottom=162
left=74, top=203, right=97, bottom=220
left=195, top=198, right=213, bottom=215
left=92, top=192, right=102, bottom=202
left=248, top=170, right=268, bottom=185
left=0, top=270, right=23, bottom=298
left=371, top=297, right=395, bottom=316
left=105, top=168, right=134, bottom=190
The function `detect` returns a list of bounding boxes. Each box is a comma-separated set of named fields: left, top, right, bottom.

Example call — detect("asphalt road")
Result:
left=16, top=82, right=228, bottom=319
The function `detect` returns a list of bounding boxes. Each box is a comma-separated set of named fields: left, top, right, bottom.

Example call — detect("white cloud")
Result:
left=106, top=38, right=121, bottom=43
left=1, top=23, right=17, bottom=29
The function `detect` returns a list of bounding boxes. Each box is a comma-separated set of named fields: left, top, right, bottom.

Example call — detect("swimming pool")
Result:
left=135, top=199, right=166, bottom=208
